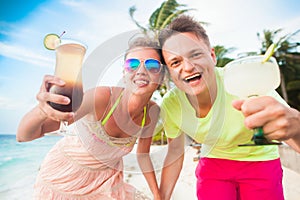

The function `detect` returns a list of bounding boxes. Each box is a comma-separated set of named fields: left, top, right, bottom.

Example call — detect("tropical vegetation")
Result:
left=128, top=0, right=300, bottom=144
left=256, top=29, right=300, bottom=110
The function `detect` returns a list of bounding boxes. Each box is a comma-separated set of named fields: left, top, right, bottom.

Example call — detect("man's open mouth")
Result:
left=184, top=73, right=202, bottom=83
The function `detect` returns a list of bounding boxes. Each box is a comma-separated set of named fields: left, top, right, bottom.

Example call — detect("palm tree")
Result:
left=214, top=45, right=236, bottom=67
left=257, top=29, right=300, bottom=109
left=129, top=0, right=195, bottom=39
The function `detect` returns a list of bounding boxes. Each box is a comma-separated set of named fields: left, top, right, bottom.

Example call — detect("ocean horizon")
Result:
left=0, top=134, right=62, bottom=199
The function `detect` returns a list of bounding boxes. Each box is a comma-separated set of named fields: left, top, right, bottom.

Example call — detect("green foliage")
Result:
left=129, top=6, right=147, bottom=33
left=129, top=0, right=194, bottom=38
left=214, top=45, right=236, bottom=67
left=287, top=80, right=300, bottom=91
left=257, top=29, right=300, bottom=111
left=150, top=0, right=182, bottom=29
left=152, top=130, right=168, bottom=145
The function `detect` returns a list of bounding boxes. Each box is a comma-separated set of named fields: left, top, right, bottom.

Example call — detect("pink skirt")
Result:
left=34, top=136, right=150, bottom=200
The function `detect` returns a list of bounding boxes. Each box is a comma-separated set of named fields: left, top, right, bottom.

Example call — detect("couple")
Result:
left=17, top=15, right=300, bottom=200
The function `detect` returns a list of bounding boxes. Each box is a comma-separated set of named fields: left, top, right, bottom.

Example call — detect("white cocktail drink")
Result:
left=224, top=56, right=280, bottom=99
left=223, top=55, right=281, bottom=146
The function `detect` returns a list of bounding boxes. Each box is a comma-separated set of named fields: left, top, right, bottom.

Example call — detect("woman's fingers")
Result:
left=36, top=74, right=73, bottom=121
left=40, top=75, right=65, bottom=92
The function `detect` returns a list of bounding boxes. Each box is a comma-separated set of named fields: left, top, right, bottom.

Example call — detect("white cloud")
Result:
left=0, top=42, right=54, bottom=68
left=279, top=16, right=300, bottom=39
left=57, top=1, right=139, bottom=51
left=0, top=22, right=18, bottom=38
left=178, top=0, right=300, bottom=56
left=0, top=96, right=35, bottom=110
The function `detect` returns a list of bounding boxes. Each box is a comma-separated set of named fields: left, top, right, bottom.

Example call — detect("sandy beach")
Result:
left=1, top=137, right=299, bottom=200
left=124, top=145, right=300, bottom=200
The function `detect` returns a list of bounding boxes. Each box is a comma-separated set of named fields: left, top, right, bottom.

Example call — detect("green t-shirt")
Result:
left=160, top=67, right=288, bottom=161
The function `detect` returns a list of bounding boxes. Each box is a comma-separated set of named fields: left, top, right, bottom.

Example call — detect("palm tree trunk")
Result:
left=280, top=72, right=288, bottom=102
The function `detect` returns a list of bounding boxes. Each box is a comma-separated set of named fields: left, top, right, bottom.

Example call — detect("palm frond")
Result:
left=155, top=0, right=183, bottom=29
left=277, top=29, right=300, bottom=48
left=129, top=6, right=148, bottom=33
left=160, top=9, right=192, bottom=29
left=149, top=7, right=161, bottom=29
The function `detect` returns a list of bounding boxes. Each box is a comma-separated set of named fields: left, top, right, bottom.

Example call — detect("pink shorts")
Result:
left=195, top=157, right=284, bottom=200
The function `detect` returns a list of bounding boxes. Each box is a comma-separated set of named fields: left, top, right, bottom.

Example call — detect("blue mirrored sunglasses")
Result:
left=124, top=58, right=162, bottom=74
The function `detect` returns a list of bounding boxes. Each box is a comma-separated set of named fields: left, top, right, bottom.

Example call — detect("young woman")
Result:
left=17, top=36, right=165, bottom=200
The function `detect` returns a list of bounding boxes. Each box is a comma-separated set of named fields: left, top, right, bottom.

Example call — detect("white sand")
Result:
left=283, top=166, right=300, bottom=200
left=124, top=145, right=300, bottom=200
left=123, top=145, right=199, bottom=199
left=3, top=145, right=299, bottom=200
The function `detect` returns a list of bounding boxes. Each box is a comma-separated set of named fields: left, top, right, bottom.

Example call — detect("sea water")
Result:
left=0, top=134, right=170, bottom=199
left=0, top=134, right=61, bottom=199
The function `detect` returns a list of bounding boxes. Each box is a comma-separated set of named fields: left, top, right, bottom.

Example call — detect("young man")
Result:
left=158, top=15, right=300, bottom=200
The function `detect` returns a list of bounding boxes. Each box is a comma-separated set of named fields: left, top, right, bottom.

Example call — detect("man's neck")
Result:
left=186, top=82, right=217, bottom=118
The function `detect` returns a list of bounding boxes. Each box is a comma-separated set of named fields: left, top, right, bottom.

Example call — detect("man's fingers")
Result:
left=232, top=99, right=244, bottom=111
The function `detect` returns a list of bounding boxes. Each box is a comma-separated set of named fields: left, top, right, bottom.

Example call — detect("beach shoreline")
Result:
left=1, top=135, right=300, bottom=200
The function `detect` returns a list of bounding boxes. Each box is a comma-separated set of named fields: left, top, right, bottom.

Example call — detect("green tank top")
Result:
left=101, top=90, right=147, bottom=128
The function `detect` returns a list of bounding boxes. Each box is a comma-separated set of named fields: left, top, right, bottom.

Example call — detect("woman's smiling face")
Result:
left=123, top=47, right=164, bottom=95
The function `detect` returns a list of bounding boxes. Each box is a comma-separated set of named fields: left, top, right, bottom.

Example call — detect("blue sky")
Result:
left=0, top=0, right=299, bottom=134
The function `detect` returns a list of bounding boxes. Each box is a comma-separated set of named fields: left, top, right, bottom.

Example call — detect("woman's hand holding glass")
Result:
left=36, top=75, right=75, bottom=133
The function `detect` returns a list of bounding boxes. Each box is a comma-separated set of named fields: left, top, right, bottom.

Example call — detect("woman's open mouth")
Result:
left=134, top=79, right=149, bottom=86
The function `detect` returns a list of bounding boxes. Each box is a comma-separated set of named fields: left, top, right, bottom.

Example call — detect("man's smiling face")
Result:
left=162, top=32, right=217, bottom=96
